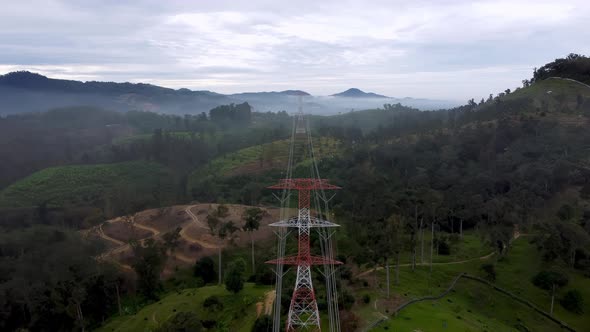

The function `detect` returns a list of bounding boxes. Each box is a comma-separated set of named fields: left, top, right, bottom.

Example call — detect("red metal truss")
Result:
left=267, top=178, right=341, bottom=331
left=267, top=178, right=342, bottom=190
left=266, top=255, right=342, bottom=266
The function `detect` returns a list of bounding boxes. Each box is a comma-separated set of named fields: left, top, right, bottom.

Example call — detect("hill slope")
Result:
left=0, top=161, right=175, bottom=209
left=96, top=284, right=270, bottom=332
left=0, top=71, right=231, bottom=114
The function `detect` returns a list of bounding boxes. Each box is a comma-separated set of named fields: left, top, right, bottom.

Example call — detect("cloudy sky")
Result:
left=1, top=0, right=589, bottom=101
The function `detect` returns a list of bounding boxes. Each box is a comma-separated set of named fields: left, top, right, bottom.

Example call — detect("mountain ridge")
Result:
left=0, top=71, right=458, bottom=115
left=331, top=88, right=389, bottom=98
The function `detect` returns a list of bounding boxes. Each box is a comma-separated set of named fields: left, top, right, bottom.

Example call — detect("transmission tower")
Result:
left=270, top=96, right=342, bottom=331
left=267, top=179, right=341, bottom=331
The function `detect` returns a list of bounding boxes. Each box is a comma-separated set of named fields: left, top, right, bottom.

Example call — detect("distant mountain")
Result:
left=0, top=71, right=232, bottom=114
left=229, top=90, right=310, bottom=98
left=331, top=88, right=389, bottom=98
left=280, top=90, right=310, bottom=96
left=0, top=71, right=458, bottom=115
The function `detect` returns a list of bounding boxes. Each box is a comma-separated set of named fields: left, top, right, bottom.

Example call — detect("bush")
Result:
left=203, top=295, right=223, bottom=311
left=480, top=264, right=496, bottom=281
left=340, top=290, right=355, bottom=310
left=340, top=266, right=353, bottom=280
left=251, top=315, right=272, bottom=332
left=438, top=240, right=451, bottom=255
left=201, top=320, right=216, bottom=329
left=155, top=311, right=201, bottom=332
left=561, top=290, right=584, bottom=314
left=362, top=294, right=371, bottom=304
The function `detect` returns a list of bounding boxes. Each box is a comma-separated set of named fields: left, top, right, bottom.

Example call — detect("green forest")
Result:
left=1, top=54, right=590, bottom=332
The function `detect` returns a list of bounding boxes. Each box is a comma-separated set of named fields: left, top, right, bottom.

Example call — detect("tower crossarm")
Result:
left=269, top=216, right=340, bottom=228
left=268, top=178, right=341, bottom=191
left=266, top=255, right=342, bottom=266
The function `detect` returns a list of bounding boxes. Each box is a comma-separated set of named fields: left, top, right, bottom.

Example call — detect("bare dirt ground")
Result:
left=256, top=290, right=276, bottom=317
left=86, top=203, right=280, bottom=276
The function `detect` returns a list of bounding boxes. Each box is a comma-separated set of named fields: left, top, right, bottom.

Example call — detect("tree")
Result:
left=532, top=270, right=569, bottom=315
left=243, top=208, right=263, bottom=273
left=224, top=258, right=246, bottom=293
left=0, top=226, right=124, bottom=331
left=217, top=204, right=230, bottom=218
left=206, top=214, right=223, bottom=284
left=536, top=222, right=590, bottom=266
left=155, top=311, right=202, bottom=332
left=220, top=221, right=239, bottom=244
left=131, top=238, right=167, bottom=300
left=384, top=214, right=404, bottom=297
left=480, top=263, right=496, bottom=281
left=162, top=226, right=181, bottom=255
left=561, top=290, right=584, bottom=314
left=557, top=204, right=575, bottom=221
left=251, top=315, right=272, bottom=332
left=194, top=256, right=216, bottom=284
left=522, top=79, right=530, bottom=88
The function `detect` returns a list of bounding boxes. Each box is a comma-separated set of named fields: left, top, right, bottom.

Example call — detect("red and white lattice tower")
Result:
left=267, top=179, right=342, bottom=331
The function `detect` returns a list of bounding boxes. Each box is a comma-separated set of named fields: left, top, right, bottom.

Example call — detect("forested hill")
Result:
left=0, top=71, right=219, bottom=96
left=528, top=53, right=590, bottom=86
left=0, top=71, right=232, bottom=114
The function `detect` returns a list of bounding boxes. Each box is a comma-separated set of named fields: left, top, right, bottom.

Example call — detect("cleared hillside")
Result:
left=188, top=136, right=340, bottom=179
left=0, top=161, right=175, bottom=208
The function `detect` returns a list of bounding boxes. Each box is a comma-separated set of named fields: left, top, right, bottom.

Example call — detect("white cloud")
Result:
left=1, top=0, right=589, bottom=100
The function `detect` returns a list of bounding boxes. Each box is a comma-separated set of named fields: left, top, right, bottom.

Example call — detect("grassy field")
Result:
left=96, top=283, right=270, bottom=332
left=507, top=78, right=590, bottom=105
left=0, top=161, right=174, bottom=208
left=358, top=236, right=589, bottom=332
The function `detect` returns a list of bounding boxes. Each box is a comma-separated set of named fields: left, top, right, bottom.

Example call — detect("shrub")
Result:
left=561, top=290, right=584, bottom=314
left=203, top=295, right=223, bottom=311
left=251, top=315, right=272, bottom=332
left=340, top=290, right=355, bottom=310
left=481, top=264, right=497, bottom=281
left=438, top=240, right=451, bottom=255
left=340, top=266, right=353, bottom=280
left=362, top=294, right=371, bottom=304
left=155, top=312, right=201, bottom=332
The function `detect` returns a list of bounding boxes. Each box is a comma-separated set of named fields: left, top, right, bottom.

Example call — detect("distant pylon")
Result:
left=295, top=96, right=306, bottom=135
left=267, top=179, right=342, bottom=331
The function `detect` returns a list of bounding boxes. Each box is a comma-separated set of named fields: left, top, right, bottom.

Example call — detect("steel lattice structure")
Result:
left=267, top=179, right=342, bottom=331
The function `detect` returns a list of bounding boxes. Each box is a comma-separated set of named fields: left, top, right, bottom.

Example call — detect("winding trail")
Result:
left=358, top=232, right=523, bottom=278
left=549, top=77, right=590, bottom=90
left=133, top=222, right=160, bottom=236
left=356, top=251, right=496, bottom=278
left=97, top=224, right=125, bottom=246
left=179, top=205, right=220, bottom=249
left=90, top=205, right=228, bottom=272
